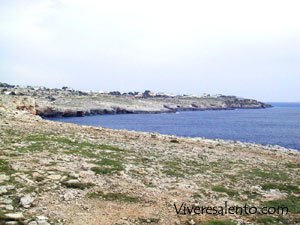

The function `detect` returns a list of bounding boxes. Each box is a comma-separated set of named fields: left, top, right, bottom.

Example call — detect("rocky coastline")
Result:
left=0, top=83, right=299, bottom=225
left=0, top=82, right=271, bottom=118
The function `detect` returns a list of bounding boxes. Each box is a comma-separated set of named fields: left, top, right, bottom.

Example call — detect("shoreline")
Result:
left=48, top=117, right=300, bottom=154
left=46, top=106, right=300, bottom=153
left=0, top=90, right=299, bottom=225
left=41, top=105, right=271, bottom=118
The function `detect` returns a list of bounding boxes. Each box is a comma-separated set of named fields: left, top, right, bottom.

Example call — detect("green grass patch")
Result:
left=25, top=135, right=51, bottom=142
left=22, top=186, right=36, bottom=193
left=163, top=169, right=184, bottom=178
left=34, top=176, right=44, bottom=182
left=91, top=166, right=123, bottom=175
left=261, top=183, right=299, bottom=193
left=87, top=191, right=139, bottom=202
left=243, top=191, right=260, bottom=199
left=212, top=185, right=238, bottom=197
left=138, top=218, right=160, bottom=224
left=17, top=142, right=46, bottom=152
left=198, top=219, right=236, bottom=225
left=253, top=216, right=289, bottom=225
left=246, top=168, right=289, bottom=181
left=78, top=150, right=99, bottom=158
left=23, top=135, right=128, bottom=154
left=285, top=163, right=299, bottom=169
left=91, top=158, right=122, bottom=167
left=99, top=145, right=128, bottom=152
left=61, top=181, right=94, bottom=190
left=183, top=160, right=210, bottom=175
left=89, top=157, right=124, bottom=175
left=263, top=196, right=300, bottom=214
left=162, top=160, right=185, bottom=177
left=0, top=159, right=14, bottom=175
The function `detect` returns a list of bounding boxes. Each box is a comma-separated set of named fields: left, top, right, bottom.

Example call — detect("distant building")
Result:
left=109, top=91, right=121, bottom=96
left=201, top=93, right=211, bottom=98
left=135, top=92, right=143, bottom=97
left=213, top=94, right=226, bottom=98
left=62, top=86, right=73, bottom=91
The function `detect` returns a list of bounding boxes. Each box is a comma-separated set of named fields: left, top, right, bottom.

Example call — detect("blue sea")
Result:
left=48, top=103, right=300, bottom=151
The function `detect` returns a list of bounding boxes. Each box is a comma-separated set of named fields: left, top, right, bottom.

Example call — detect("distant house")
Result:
left=213, top=94, right=226, bottom=98
left=135, top=92, right=143, bottom=97
left=62, top=86, right=73, bottom=91
left=109, top=91, right=121, bottom=96
left=142, top=90, right=153, bottom=97
left=201, top=93, right=211, bottom=98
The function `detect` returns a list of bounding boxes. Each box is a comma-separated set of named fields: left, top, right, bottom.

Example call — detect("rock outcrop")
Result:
left=0, top=83, right=271, bottom=118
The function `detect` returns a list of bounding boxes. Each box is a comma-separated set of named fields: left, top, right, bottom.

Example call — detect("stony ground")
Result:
left=0, top=99, right=299, bottom=225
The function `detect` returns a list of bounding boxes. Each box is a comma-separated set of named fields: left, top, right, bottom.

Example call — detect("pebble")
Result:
left=64, top=191, right=75, bottom=201
left=66, top=179, right=80, bottom=184
left=47, top=174, right=61, bottom=180
left=0, top=174, right=9, bottom=182
left=0, top=186, right=8, bottom=194
left=0, top=204, right=14, bottom=210
left=0, top=198, right=12, bottom=204
left=37, top=221, right=50, bottom=225
left=189, top=219, right=196, bottom=225
left=5, top=222, right=18, bottom=225
left=36, top=216, right=48, bottom=220
left=28, top=222, right=38, bottom=225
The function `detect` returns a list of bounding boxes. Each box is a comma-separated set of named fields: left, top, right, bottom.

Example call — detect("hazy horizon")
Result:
left=1, top=0, right=300, bottom=102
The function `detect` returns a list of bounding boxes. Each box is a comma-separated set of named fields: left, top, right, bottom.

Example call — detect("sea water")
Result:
left=48, top=103, right=300, bottom=151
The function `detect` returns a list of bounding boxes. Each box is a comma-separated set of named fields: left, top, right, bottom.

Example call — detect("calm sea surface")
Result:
left=48, top=103, right=300, bottom=150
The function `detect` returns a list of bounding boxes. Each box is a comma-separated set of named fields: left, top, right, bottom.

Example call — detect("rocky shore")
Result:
left=0, top=83, right=271, bottom=118
left=0, top=86, right=299, bottom=225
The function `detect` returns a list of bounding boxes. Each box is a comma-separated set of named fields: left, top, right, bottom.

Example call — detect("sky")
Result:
left=0, top=0, right=300, bottom=102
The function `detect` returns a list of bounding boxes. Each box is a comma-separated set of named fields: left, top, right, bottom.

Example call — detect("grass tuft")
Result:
left=212, top=185, right=238, bottom=197
left=87, top=191, right=139, bottom=202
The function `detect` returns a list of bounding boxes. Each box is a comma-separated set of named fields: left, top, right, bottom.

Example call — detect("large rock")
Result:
left=20, top=194, right=35, bottom=208
left=0, top=186, right=8, bottom=194
left=0, top=174, right=9, bottom=183
left=63, top=190, right=76, bottom=201
left=4, top=212, right=24, bottom=219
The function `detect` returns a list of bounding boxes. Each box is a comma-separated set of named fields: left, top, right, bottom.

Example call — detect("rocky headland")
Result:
left=0, top=83, right=299, bottom=225
left=0, top=82, right=271, bottom=118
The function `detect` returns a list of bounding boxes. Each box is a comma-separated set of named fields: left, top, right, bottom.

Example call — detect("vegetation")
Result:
left=0, top=159, right=14, bottom=175
left=61, top=181, right=94, bottom=190
left=197, top=219, right=236, bottom=225
left=87, top=192, right=139, bottom=202
left=211, top=185, right=238, bottom=197
left=263, top=196, right=300, bottom=214
left=261, top=183, right=299, bottom=192
left=91, top=166, right=123, bottom=175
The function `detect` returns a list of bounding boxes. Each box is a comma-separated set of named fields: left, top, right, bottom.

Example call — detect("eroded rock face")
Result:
left=0, top=95, right=36, bottom=115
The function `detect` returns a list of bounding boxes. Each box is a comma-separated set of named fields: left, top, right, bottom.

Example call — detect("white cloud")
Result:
left=0, top=0, right=300, bottom=101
